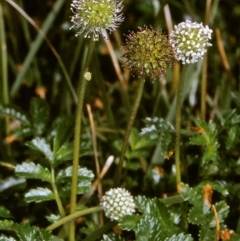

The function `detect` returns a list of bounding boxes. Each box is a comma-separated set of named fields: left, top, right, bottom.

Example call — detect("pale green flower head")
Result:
left=70, top=0, right=124, bottom=41
left=169, top=20, right=212, bottom=64
left=100, top=188, right=135, bottom=221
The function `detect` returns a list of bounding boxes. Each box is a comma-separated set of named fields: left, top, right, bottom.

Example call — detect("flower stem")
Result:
left=0, top=3, right=11, bottom=157
left=47, top=206, right=102, bottom=231
left=51, top=167, right=65, bottom=217
left=114, top=77, right=145, bottom=186
left=69, top=38, right=95, bottom=241
left=201, top=54, right=208, bottom=120
left=175, top=65, right=187, bottom=185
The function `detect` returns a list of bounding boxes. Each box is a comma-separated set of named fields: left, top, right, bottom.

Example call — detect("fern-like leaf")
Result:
left=189, top=119, right=219, bottom=164
left=140, top=117, right=175, bottom=158
left=164, top=233, right=193, bottom=241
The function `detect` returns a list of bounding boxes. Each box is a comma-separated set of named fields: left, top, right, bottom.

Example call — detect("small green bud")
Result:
left=123, top=27, right=174, bottom=79
left=84, top=72, right=92, bottom=81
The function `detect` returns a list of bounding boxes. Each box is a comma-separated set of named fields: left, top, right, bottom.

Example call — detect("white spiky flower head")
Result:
left=100, top=188, right=136, bottom=221
left=70, top=0, right=124, bottom=41
left=169, top=20, right=212, bottom=64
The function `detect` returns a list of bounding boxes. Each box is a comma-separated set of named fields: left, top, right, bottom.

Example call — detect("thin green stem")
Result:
left=46, top=206, right=102, bottom=231
left=0, top=3, right=9, bottom=105
left=114, top=77, right=145, bottom=186
left=0, top=2, right=11, bottom=158
left=201, top=53, right=208, bottom=120
left=69, top=38, right=95, bottom=241
left=161, top=194, right=185, bottom=205
left=175, top=65, right=187, bottom=185
left=51, top=167, right=65, bottom=217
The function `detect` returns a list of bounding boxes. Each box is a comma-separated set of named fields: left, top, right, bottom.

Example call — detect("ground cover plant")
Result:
left=0, top=0, right=240, bottom=240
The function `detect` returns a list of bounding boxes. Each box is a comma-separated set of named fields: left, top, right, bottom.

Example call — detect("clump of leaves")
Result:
left=101, top=182, right=240, bottom=241
left=0, top=98, right=95, bottom=239
left=0, top=220, right=63, bottom=241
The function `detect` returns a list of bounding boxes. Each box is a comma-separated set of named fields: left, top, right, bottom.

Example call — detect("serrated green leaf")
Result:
left=80, top=220, right=98, bottom=237
left=135, top=136, right=156, bottom=150
left=141, top=117, right=175, bottom=136
left=220, top=110, right=240, bottom=134
left=0, top=177, right=26, bottom=192
left=226, top=126, right=240, bottom=150
left=24, top=187, right=55, bottom=203
left=45, top=214, right=60, bottom=223
left=119, top=214, right=141, bottom=231
left=0, top=220, right=14, bottom=229
left=135, top=196, right=171, bottom=220
left=136, top=215, right=161, bottom=241
left=122, top=160, right=140, bottom=170
left=13, top=223, right=43, bottom=241
left=0, top=222, right=63, bottom=241
left=26, top=138, right=54, bottom=163
left=188, top=201, right=229, bottom=227
left=189, top=191, right=203, bottom=209
left=53, top=117, right=74, bottom=153
left=189, top=119, right=219, bottom=164
left=112, top=139, right=121, bottom=152
left=164, top=233, right=193, bottom=241
left=30, top=97, right=49, bottom=135
left=188, top=206, right=211, bottom=225
left=187, top=184, right=203, bottom=207
left=202, top=144, right=219, bottom=164
left=11, top=127, right=33, bottom=138
left=56, top=167, right=94, bottom=196
left=160, top=131, right=175, bottom=158
left=140, top=117, right=175, bottom=158
left=220, top=109, right=237, bottom=126
left=199, top=181, right=229, bottom=196
left=129, top=128, right=156, bottom=150
left=101, top=233, right=125, bottom=241
left=189, top=134, right=205, bottom=145
left=55, top=142, right=73, bottom=162
left=77, top=180, right=93, bottom=194
left=177, top=183, right=192, bottom=201
left=15, top=162, right=51, bottom=183
left=0, top=236, right=16, bottom=241
left=198, top=226, right=215, bottom=241
left=126, top=149, right=149, bottom=159
left=60, top=180, right=93, bottom=196
left=180, top=182, right=228, bottom=206
left=209, top=201, right=229, bottom=226
left=0, top=104, right=30, bottom=125
left=0, top=206, right=13, bottom=218
left=54, top=141, right=91, bottom=167
left=134, top=195, right=151, bottom=214
left=135, top=196, right=178, bottom=238
left=56, top=166, right=94, bottom=182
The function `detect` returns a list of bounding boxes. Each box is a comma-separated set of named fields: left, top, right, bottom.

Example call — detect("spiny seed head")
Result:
left=100, top=188, right=136, bottom=221
left=169, top=20, right=212, bottom=64
left=70, top=0, right=124, bottom=41
left=123, top=27, right=174, bottom=80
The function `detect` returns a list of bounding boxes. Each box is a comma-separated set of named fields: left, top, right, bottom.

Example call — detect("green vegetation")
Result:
left=0, top=0, right=240, bottom=240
